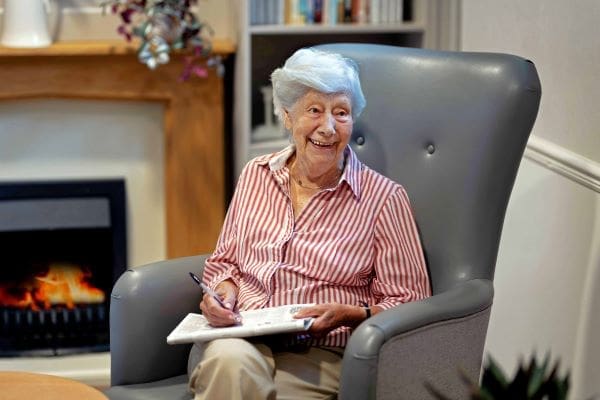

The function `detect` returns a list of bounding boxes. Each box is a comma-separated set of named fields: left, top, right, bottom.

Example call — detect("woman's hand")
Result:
left=199, top=279, right=241, bottom=327
left=293, top=303, right=368, bottom=338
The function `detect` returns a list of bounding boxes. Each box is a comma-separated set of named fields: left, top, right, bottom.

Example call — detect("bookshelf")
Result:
left=233, top=0, right=446, bottom=178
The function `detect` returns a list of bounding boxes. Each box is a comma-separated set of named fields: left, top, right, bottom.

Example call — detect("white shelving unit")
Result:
left=248, top=22, right=425, bottom=34
left=233, top=0, right=447, bottom=178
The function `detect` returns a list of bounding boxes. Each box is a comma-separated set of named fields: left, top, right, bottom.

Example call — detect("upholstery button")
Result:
left=355, top=136, right=365, bottom=145
left=426, top=144, right=435, bottom=154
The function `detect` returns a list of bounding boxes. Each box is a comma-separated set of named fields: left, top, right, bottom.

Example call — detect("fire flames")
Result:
left=0, top=263, right=105, bottom=310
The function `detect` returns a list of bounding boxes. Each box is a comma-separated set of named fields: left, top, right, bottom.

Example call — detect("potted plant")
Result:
left=102, top=0, right=222, bottom=79
left=427, top=354, right=571, bottom=400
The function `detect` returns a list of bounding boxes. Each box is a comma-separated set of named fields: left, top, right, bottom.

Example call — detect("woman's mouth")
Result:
left=308, top=138, right=335, bottom=148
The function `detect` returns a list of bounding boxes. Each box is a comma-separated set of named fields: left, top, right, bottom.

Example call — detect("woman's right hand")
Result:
left=199, top=279, right=241, bottom=327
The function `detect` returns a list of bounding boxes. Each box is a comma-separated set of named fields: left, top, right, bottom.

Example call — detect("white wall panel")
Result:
left=0, top=99, right=166, bottom=268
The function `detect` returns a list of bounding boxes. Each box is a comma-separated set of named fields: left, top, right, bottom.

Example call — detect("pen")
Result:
left=188, top=272, right=227, bottom=309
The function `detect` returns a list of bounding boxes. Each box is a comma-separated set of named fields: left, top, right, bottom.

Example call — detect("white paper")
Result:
left=167, top=304, right=315, bottom=344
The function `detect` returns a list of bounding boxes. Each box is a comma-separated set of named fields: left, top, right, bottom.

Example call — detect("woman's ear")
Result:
left=283, top=110, right=292, bottom=131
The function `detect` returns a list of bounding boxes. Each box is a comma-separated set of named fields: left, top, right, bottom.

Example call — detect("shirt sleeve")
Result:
left=202, top=165, right=250, bottom=290
left=371, top=186, right=431, bottom=309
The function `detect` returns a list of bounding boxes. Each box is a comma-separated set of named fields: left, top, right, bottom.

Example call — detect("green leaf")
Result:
left=543, top=363, right=570, bottom=400
left=528, top=354, right=549, bottom=399
left=507, top=363, right=532, bottom=398
left=482, top=356, right=509, bottom=388
left=475, top=387, right=496, bottom=400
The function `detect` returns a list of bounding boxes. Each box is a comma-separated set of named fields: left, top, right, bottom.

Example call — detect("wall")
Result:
left=461, top=1, right=600, bottom=398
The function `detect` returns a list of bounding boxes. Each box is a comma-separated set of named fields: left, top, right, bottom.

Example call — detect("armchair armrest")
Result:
left=340, top=279, right=494, bottom=400
left=110, top=255, right=208, bottom=386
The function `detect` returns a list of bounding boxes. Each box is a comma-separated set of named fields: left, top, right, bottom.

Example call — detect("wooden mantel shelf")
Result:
left=0, top=38, right=236, bottom=259
left=0, top=38, right=235, bottom=57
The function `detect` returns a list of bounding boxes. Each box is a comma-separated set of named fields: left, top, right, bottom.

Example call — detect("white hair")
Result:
left=271, top=48, right=366, bottom=123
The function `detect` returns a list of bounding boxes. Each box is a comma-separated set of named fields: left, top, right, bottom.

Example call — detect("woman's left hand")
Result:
left=293, top=303, right=366, bottom=338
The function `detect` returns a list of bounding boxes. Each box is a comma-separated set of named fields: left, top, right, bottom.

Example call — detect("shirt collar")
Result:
left=259, top=144, right=362, bottom=199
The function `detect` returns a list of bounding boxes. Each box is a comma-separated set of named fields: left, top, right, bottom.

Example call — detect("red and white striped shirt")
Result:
left=203, top=145, right=431, bottom=347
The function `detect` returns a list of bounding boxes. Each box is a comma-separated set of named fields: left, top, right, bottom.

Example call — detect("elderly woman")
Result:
left=188, top=48, right=431, bottom=399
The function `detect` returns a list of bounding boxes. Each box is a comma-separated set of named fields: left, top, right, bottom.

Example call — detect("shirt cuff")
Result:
left=208, top=273, right=240, bottom=291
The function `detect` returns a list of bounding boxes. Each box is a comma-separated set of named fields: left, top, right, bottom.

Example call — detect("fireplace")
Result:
left=0, top=179, right=127, bottom=356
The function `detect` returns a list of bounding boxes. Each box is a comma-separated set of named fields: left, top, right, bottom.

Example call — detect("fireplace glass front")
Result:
left=0, top=180, right=127, bottom=356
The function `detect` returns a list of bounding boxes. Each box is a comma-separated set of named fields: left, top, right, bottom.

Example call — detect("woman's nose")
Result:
left=319, top=113, right=336, bottom=135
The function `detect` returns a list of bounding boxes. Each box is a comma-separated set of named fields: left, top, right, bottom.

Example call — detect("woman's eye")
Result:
left=308, top=107, right=320, bottom=114
left=336, top=110, right=350, bottom=119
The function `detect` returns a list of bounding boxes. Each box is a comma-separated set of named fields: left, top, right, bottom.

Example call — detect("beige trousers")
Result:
left=187, top=338, right=343, bottom=400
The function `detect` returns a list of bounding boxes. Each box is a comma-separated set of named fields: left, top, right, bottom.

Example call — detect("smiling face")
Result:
left=284, top=90, right=353, bottom=179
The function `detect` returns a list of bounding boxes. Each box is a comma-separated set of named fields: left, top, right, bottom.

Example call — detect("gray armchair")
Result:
left=105, top=44, right=541, bottom=400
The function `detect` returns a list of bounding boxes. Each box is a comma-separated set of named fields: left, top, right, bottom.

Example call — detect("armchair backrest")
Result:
left=317, top=44, right=541, bottom=294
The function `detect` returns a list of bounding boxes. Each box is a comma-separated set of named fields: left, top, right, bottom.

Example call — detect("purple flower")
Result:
left=102, top=0, right=220, bottom=77
left=120, top=8, right=135, bottom=24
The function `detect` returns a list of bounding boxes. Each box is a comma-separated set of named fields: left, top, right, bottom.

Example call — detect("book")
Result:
left=370, top=0, right=380, bottom=24
left=167, top=304, right=315, bottom=344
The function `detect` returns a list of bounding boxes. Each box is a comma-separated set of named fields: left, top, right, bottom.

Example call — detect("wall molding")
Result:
left=525, top=135, right=600, bottom=193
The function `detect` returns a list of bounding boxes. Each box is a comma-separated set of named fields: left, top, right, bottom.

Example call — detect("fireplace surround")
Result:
left=0, top=179, right=127, bottom=356
left=0, top=40, right=234, bottom=383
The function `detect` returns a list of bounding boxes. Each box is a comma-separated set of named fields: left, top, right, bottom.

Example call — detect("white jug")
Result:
left=1, top=0, right=52, bottom=48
